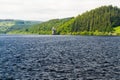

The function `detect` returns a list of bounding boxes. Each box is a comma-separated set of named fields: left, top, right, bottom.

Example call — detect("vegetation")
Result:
left=72, top=5, right=120, bottom=33
left=0, top=19, right=41, bottom=34
left=12, top=18, right=73, bottom=34
left=113, top=26, right=120, bottom=35
left=58, top=5, right=120, bottom=35
left=57, top=18, right=75, bottom=35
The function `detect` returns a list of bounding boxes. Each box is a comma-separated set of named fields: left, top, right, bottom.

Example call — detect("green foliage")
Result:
left=113, top=26, right=120, bottom=35
left=7, top=30, right=31, bottom=34
left=114, top=26, right=120, bottom=33
left=27, top=17, right=73, bottom=34
left=56, top=5, right=120, bottom=35
left=72, top=5, right=120, bottom=33
left=71, top=31, right=111, bottom=36
left=57, top=18, right=75, bottom=34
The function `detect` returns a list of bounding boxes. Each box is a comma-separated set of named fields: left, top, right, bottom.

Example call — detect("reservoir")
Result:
left=0, top=35, right=120, bottom=80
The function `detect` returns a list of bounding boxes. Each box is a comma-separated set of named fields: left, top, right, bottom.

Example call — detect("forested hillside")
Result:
left=11, top=18, right=73, bottom=34
left=29, top=17, right=74, bottom=34
left=70, top=5, right=120, bottom=35
left=56, top=5, right=120, bottom=35
left=6, top=5, right=120, bottom=35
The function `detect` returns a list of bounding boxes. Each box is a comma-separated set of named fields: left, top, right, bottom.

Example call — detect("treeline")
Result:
left=56, top=5, right=120, bottom=35
left=71, top=5, right=120, bottom=33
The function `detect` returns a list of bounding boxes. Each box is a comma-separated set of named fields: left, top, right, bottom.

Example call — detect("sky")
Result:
left=0, top=0, right=119, bottom=21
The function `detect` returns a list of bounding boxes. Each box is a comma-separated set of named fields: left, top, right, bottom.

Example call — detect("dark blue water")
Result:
left=0, top=35, right=120, bottom=80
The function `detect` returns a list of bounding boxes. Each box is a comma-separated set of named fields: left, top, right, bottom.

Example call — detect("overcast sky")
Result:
left=0, top=0, right=119, bottom=21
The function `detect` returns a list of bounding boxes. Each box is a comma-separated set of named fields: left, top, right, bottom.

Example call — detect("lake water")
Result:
left=0, top=35, right=120, bottom=80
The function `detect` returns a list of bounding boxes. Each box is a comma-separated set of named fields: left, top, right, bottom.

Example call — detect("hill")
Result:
left=0, top=19, right=41, bottom=34
left=11, top=17, right=73, bottom=34
left=6, top=5, right=120, bottom=35
left=56, top=5, right=120, bottom=35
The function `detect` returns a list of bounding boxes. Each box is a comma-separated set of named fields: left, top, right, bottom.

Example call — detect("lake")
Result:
left=0, top=35, right=120, bottom=80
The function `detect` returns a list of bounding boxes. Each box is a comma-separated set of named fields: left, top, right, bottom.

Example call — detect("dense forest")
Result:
left=5, top=5, right=120, bottom=35
left=71, top=5, right=120, bottom=35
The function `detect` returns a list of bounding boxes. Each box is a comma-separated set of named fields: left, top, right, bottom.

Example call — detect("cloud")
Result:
left=0, top=0, right=119, bottom=21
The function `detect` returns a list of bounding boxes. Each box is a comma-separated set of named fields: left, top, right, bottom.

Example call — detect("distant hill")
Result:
left=0, top=19, right=41, bottom=34
left=12, top=17, right=73, bottom=34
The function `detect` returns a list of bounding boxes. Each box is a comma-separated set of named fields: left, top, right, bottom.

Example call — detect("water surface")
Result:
left=0, top=35, right=120, bottom=80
